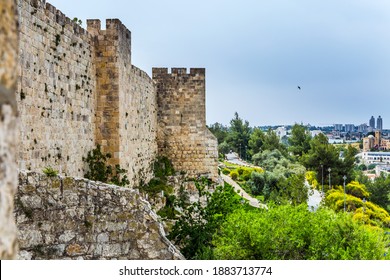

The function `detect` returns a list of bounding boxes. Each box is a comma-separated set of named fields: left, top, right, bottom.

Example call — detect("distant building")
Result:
left=310, top=130, right=322, bottom=138
left=274, top=126, right=287, bottom=139
left=369, top=116, right=375, bottom=129
left=362, top=131, right=390, bottom=152
left=376, top=165, right=390, bottom=177
left=361, top=151, right=390, bottom=164
left=334, top=124, right=343, bottom=131
left=363, top=135, right=375, bottom=152
left=377, top=115, right=383, bottom=131
left=382, top=139, right=390, bottom=150
left=328, top=138, right=344, bottom=144
left=358, top=123, right=368, bottom=134
left=375, top=131, right=381, bottom=146
left=345, top=124, right=355, bottom=133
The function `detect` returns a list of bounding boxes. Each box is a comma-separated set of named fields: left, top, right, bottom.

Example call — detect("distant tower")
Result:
left=345, top=124, right=354, bottom=133
left=369, top=116, right=375, bottom=129
left=377, top=116, right=383, bottom=131
left=334, top=124, right=343, bottom=131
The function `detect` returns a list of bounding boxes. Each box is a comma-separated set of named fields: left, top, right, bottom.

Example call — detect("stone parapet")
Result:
left=15, top=170, right=184, bottom=260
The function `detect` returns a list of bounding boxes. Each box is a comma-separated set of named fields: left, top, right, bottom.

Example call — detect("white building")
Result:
left=275, top=126, right=287, bottom=139
left=310, top=130, right=322, bottom=138
left=361, top=152, right=390, bottom=164
left=376, top=164, right=390, bottom=176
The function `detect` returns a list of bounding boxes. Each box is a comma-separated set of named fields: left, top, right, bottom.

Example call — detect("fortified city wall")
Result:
left=16, top=0, right=216, bottom=185
left=0, top=0, right=19, bottom=259
left=0, top=0, right=218, bottom=260
left=16, top=0, right=158, bottom=187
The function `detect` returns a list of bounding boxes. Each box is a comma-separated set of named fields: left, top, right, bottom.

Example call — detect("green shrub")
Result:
left=154, top=156, right=175, bottom=178
left=222, top=168, right=231, bottom=175
left=42, top=166, right=58, bottom=177
left=140, top=178, right=173, bottom=196
left=230, top=170, right=239, bottom=180
left=240, top=169, right=252, bottom=181
left=213, top=205, right=389, bottom=260
left=83, top=145, right=129, bottom=186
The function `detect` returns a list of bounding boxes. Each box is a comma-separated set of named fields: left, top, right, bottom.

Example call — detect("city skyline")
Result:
left=48, top=0, right=390, bottom=128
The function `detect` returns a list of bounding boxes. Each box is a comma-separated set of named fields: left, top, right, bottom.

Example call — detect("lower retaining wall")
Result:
left=15, top=170, right=184, bottom=260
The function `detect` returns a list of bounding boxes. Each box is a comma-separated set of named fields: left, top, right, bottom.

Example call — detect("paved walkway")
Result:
left=225, top=152, right=254, bottom=167
left=307, top=188, right=322, bottom=211
left=221, top=174, right=267, bottom=209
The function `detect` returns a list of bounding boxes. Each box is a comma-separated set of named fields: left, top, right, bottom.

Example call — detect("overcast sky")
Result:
left=48, top=0, right=390, bottom=128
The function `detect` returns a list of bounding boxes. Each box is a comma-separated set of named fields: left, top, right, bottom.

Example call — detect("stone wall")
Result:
left=17, top=0, right=96, bottom=177
left=0, top=0, right=19, bottom=259
left=123, top=66, right=157, bottom=186
left=1, top=0, right=219, bottom=260
left=16, top=0, right=159, bottom=188
left=87, top=19, right=157, bottom=187
left=153, top=68, right=218, bottom=180
left=15, top=170, right=184, bottom=260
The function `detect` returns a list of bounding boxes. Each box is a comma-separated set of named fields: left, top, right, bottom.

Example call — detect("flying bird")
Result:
left=297, top=86, right=301, bottom=90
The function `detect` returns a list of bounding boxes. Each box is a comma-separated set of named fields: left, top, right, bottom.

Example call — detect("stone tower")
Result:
left=0, top=0, right=19, bottom=259
left=152, top=68, right=218, bottom=180
left=87, top=19, right=158, bottom=186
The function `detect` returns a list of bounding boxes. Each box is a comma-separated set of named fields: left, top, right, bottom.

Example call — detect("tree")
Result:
left=288, top=124, right=312, bottom=157
left=226, top=112, right=251, bottom=159
left=325, top=183, right=390, bottom=228
left=339, top=145, right=358, bottom=180
left=248, top=127, right=265, bottom=158
left=262, top=128, right=287, bottom=156
left=218, top=141, right=231, bottom=155
left=365, top=173, right=390, bottom=211
left=277, top=173, right=308, bottom=206
left=301, top=133, right=346, bottom=187
left=208, top=122, right=229, bottom=144
left=168, top=180, right=246, bottom=260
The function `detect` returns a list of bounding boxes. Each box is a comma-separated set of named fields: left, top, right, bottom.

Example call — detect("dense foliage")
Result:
left=168, top=180, right=247, bottom=259
left=213, top=205, right=389, bottom=260
left=324, top=181, right=390, bottom=228
left=172, top=113, right=390, bottom=260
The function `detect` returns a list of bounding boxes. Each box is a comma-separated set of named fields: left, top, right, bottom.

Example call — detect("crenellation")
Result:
left=171, top=68, right=187, bottom=75
left=86, top=19, right=101, bottom=35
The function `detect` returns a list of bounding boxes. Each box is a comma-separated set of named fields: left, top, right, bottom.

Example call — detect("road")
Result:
left=223, top=152, right=322, bottom=211
left=307, top=188, right=323, bottom=211
left=221, top=174, right=267, bottom=209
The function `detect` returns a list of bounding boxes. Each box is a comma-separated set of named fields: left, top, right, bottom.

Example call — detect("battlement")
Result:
left=87, top=18, right=131, bottom=41
left=152, top=68, right=205, bottom=78
left=23, top=0, right=88, bottom=36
